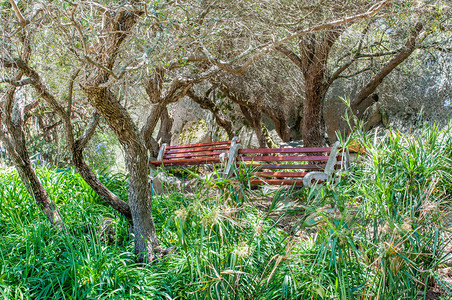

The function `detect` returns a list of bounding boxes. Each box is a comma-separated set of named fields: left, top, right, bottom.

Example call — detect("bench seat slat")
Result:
left=150, top=157, right=221, bottom=166
left=163, top=151, right=226, bottom=159
left=255, top=172, right=308, bottom=178
left=166, top=140, right=233, bottom=150
left=239, top=147, right=332, bottom=154
left=238, top=163, right=325, bottom=170
left=165, top=145, right=230, bottom=154
left=249, top=179, right=306, bottom=186
left=239, top=155, right=329, bottom=162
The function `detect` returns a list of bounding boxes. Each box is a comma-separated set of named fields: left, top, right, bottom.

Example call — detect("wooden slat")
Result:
left=255, top=172, right=308, bottom=178
left=238, top=147, right=332, bottom=154
left=165, top=145, right=230, bottom=154
left=166, top=140, right=232, bottom=150
left=150, top=157, right=221, bottom=166
left=237, top=163, right=325, bottom=170
left=249, top=179, right=305, bottom=186
left=239, top=155, right=329, bottom=162
left=163, top=151, right=226, bottom=159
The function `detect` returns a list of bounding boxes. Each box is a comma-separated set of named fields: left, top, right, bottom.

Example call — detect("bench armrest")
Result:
left=303, top=171, right=327, bottom=187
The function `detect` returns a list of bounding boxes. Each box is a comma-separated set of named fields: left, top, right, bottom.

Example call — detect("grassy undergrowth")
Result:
left=0, top=123, right=451, bottom=299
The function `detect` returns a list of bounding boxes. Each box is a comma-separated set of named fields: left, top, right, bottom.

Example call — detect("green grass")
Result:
left=0, top=122, right=451, bottom=299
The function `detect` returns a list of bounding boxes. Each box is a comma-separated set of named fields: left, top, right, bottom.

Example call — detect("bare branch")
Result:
left=0, top=77, right=35, bottom=86
left=186, top=88, right=234, bottom=138
left=275, top=46, right=303, bottom=69
left=162, top=66, right=220, bottom=102
left=42, top=121, right=63, bottom=136
left=69, top=4, right=89, bottom=55
left=140, top=64, right=218, bottom=151
left=84, top=56, right=118, bottom=79
left=8, top=0, right=28, bottom=26
left=1, top=57, right=68, bottom=120
left=328, top=22, right=372, bottom=84
left=24, top=100, right=41, bottom=116
left=357, top=50, right=399, bottom=58
left=67, top=69, right=81, bottom=118
left=76, top=112, right=100, bottom=150
left=352, top=22, right=425, bottom=108
left=201, top=0, right=391, bottom=76
left=338, top=67, right=373, bottom=79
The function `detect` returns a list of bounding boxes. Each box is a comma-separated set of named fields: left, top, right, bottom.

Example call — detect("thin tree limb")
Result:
left=0, top=77, right=35, bottom=86
left=351, top=22, right=425, bottom=108
left=8, top=0, right=28, bottom=26
left=200, top=0, right=391, bottom=76
left=76, top=112, right=100, bottom=150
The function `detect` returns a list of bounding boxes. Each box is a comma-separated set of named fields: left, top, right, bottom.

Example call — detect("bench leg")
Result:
left=223, top=137, right=241, bottom=179
left=324, top=141, right=340, bottom=176
left=157, top=143, right=167, bottom=161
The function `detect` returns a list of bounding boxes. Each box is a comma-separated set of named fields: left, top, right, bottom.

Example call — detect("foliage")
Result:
left=84, top=131, right=123, bottom=173
left=1, top=123, right=451, bottom=299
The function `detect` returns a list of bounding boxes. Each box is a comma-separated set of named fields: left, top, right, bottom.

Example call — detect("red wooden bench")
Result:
left=150, top=137, right=240, bottom=170
left=233, top=142, right=350, bottom=187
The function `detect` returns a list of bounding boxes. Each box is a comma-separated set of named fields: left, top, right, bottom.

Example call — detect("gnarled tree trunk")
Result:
left=0, top=84, right=64, bottom=229
left=81, top=84, right=161, bottom=262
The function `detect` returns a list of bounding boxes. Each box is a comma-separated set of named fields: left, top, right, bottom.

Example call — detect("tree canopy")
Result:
left=0, top=0, right=451, bottom=261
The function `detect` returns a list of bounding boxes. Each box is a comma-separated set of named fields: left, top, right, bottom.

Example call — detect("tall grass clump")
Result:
left=0, top=166, right=300, bottom=299
left=0, top=121, right=451, bottom=299
left=150, top=174, right=297, bottom=299
left=279, top=122, right=452, bottom=299
left=0, top=168, right=170, bottom=299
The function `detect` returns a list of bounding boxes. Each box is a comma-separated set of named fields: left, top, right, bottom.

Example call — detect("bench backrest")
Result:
left=150, top=138, right=239, bottom=167
left=235, top=142, right=349, bottom=186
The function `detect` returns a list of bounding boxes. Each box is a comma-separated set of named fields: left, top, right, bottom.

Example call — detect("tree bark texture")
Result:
left=351, top=23, right=424, bottom=109
left=301, top=70, right=326, bottom=147
left=76, top=6, right=162, bottom=262
left=1, top=85, right=64, bottom=229
left=2, top=57, right=133, bottom=220
left=72, top=140, right=132, bottom=221
left=298, top=29, right=344, bottom=146
left=81, top=85, right=161, bottom=262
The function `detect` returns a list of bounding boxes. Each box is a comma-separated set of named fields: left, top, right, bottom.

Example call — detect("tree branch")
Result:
left=0, top=77, right=35, bottom=86
left=200, top=0, right=391, bottom=76
left=186, top=88, right=234, bottom=138
left=76, top=112, right=100, bottom=150
left=276, top=45, right=303, bottom=69
left=338, top=67, right=373, bottom=79
left=8, top=0, right=29, bottom=26
left=329, top=22, right=372, bottom=84
left=351, top=22, right=424, bottom=108
left=67, top=68, right=80, bottom=119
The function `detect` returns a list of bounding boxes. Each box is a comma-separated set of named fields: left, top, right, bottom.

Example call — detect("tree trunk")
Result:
left=240, top=105, right=266, bottom=148
left=302, top=70, right=327, bottom=147
left=4, top=58, right=133, bottom=221
left=142, top=101, right=168, bottom=155
left=156, top=107, right=173, bottom=145
left=1, top=135, right=64, bottom=228
left=81, top=85, right=161, bottom=262
left=1, top=85, right=64, bottom=229
left=278, top=28, right=344, bottom=146
left=124, top=143, right=162, bottom=262
left=72, top=140, right=132, bottom=221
